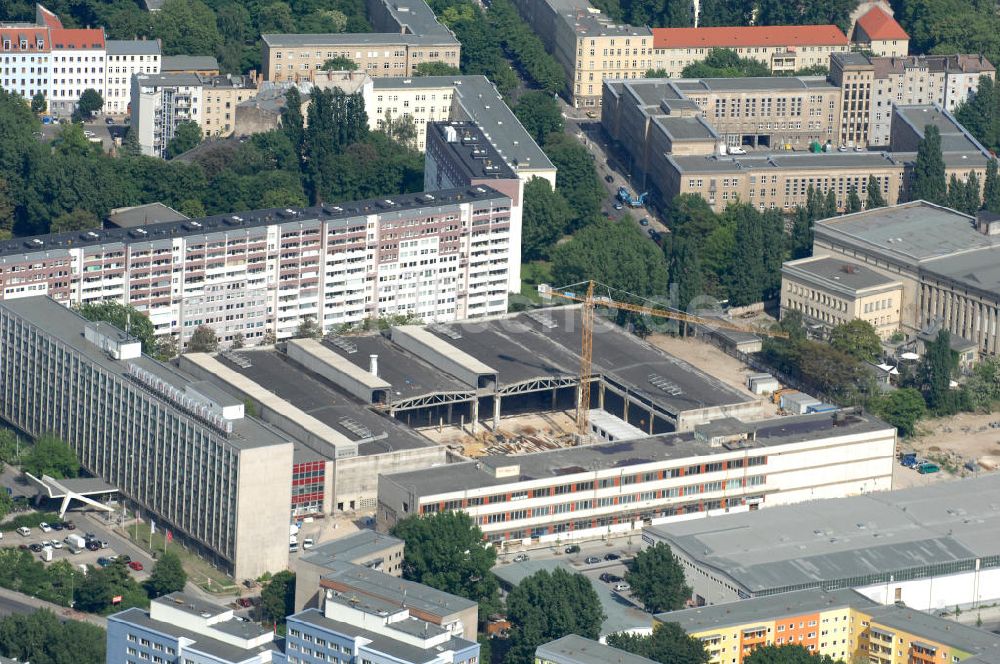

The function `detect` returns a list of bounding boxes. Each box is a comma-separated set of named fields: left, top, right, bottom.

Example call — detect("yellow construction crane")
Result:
left=541, top=280, right=788, bottom=436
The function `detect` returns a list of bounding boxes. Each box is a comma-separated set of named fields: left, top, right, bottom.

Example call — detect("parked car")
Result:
left=63, top=521, right=75, bottom=530
left=584, top=556, right=601, bottom=564
left=236, top=598, right=254, bottom=608
left=603, top=553, right=620, bottom=561
left=99, top=540, right=110, bottom=549
left=302, top=538, right=314, bottom=550
left=96, top=557, right=112, bottom=567
left=613, top=203, right=623, bottom=210
left=728, top=146, right=747, bottom=155
left=83, top=130, right=95, bottom=138
left=128, top=561, right=144, bottom=571
left=38, top=522, right=52, bottom=533
left=51, top=522, right=64, bottom=531
left=513, top=553, right=529, bottom=562
left=604, top=175, right=614, bottom=183
left=51, top=540, right=63, bottom=549
left=105, top=117, right=114, bottom=125
left=86, top=541, right=100, bottom=551
left=599, top=573, right=622, bottom=583
left=639, top=218, right=649, bottom=226
left=29, top=543, right=43, bottom=553
left=613, top=582, right=631, bottom=592
left=564, top=545, right=580, bottom=554
left=16, top=527, right=30, bottom=537
left=118, top=554, right=131, bottom=564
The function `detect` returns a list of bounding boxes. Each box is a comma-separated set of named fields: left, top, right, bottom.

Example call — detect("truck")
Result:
left=616, top=186, right=648, bottom=208
left=899, top=452, right=918, bottom=468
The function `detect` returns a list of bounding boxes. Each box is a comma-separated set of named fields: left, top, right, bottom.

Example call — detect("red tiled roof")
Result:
left=854, top=6, right=908, bottom=42
left=0, top=27, right=50, bottom=52
left=652, top=25, right=849, bottom=50
left=35, top=4, right=63, bottom=29
left=50, top=27, right=105, bottom=50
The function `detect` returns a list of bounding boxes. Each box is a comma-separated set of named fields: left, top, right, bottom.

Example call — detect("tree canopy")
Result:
left=606, top=623, right=710, bottom=664
left=744, top=644, right=841, bottom=664
left=146, top=550, right=187, bottom=598
left=910, top=125, right=947, bottom=205
left=0, top=610, right=106, bottom=664
left=682, top=48, right=769, bottom=78
left=74, top=560, right=149, bottom=614
left=391, top=511, right=500, bottom=619
left=874, top=388, right=926, bottom=437
left=625, top=543, right=691, bottom=613
left=76, top=89, right=103, bottom=120
left=504, top=568, right=605, bottom=664
left=187, top=325, right=219, bottom=353
left=260, top=570, right=296, bottom=625
left=513, top=92, right=564, bottom=145
left=828, top=319, right=882, bottom=363
left=522, top=177, right=572, bottom=261
left=321, top=56, right=358, bottom=71
left=22, top=435, right=79, bottom=480
left=413, top=61, right=460, bottom=76
left=165, top=121, right=203, bottom=159
left=78, top=301, right=157, bottom=355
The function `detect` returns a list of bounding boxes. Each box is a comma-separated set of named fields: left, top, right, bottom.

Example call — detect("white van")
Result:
left=16, top=526, right=30, bottom=537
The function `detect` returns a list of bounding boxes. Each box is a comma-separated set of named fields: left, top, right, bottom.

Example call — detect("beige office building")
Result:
left=781, top=256, right=903, bottom=339
left=261, top=0, right=459, bottom=82
left=507, top=0, right=652, bottom=109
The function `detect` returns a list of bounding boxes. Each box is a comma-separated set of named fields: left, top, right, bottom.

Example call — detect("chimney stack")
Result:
left=369, top=354, right=379, bottom=377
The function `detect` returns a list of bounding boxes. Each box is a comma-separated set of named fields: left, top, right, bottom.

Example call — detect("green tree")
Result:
left=947, top=173, right=964, bottom=211
left=76, top=88, right=103, bottom=120
left=260, top=570, right=296, bottom=625
left=875, top=387, right=927, bottom=437
left=31, top=92, right=46, bottom=114
left=625, top=543, right=691, bottom=613
left=513, top=91, right=564, bottom=145
left=294, top=315, right=323, bottom=339
left=544, top=132, right=605, bottom=222
left=845, top=185, right=862, bottom=214
left=166, top=121, right=203, bottom=159
left=120, top=127, right=142, bottom=156
left=984, top=159, right=1000, bottom=213
left=257, top=2, right=296, bottom=32
left=0, top=429, right=20, bottom=468
left=50, top=208, right=99, bottom=233
left=822, top=189, right=837, bottom=218
left=0, top=490, right=12, bottom=522
left=78, top=301, right=157, bottom=355
left=146, top=550, right=187, bottom=598
left=669, top=238, right=704, bottom=336
left=504, top=568, right=605, bottom=664
left=682, top=48, right=770, bottom=78
left=866, top=175, right=886, bottom=209
left=391, top=512, right=500, bottom=618
left=955, top=76, right=997, bottom=151
left=551, top=219, right=669, bottom=298
left=964, top=171, right=982, bottom=215
left=413, top=61, right=461, bottom=76
left=964, top=356, right=1000, bottom=411
left=321, top=56, right=358, bottom=71
left=522, top=177, right=572, bottom=260
left=744, top=644, right=840, bottom=664
left=186, top=325, right=219, bottom=353
left=22, top=434, right=79, bottom=479
left=74, top=560, right=148, bottom=614
left=726, top=204, right=766, bottom=307
left=155, top=335, right=179, bottom=361
left=606, top=623, right=710, bottom=664
left=919, top=329, right=960, bottom=414
left=829, top=319, right=882, bottom=362
left=910, top=124, right=947, bottom=205
left=646, top=68, right=670, bottom=77
left=231, top=332, right=246, bottom=349
left=153, top=0, right=222, bottom=57
left=282, top=87, right=305, bottom=160
left=0, top=610, right=106, bottom=664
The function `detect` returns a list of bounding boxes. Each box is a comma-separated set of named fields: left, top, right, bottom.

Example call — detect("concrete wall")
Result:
left=856, top=566, right=1000, bottom=611
left=234, top=442, right=294, bottom=579
left=334, top=445, right=447, bottom=512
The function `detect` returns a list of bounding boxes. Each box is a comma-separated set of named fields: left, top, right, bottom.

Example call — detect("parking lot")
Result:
left=37, top=115, right=127, bottom=151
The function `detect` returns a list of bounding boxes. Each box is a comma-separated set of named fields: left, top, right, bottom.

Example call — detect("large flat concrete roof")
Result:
left=0, top=297, right=292, bottom=451
left=782, top=256, right=902, bottom=295
left=383, top=410, right=893, bottom=495
left=646, top=473, right=1000, bottom=594
left=536, top=635, right=659, bottom=664
left=216, top=350, right=433, bottom=455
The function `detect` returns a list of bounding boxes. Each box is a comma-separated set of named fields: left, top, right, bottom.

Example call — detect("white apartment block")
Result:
left=378, top=411, right=896, bottom=546
left=104, top=39, right=160, bottom=114
left=0, top=186, right=514, bottom=348
left=0, top=5, right=161, bottom=116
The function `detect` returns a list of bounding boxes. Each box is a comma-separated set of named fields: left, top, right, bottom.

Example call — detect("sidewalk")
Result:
left=0, top=586, right=107, bottom=628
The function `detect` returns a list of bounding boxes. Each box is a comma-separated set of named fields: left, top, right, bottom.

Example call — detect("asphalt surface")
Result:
left=37, top=115, right=127, bottom=151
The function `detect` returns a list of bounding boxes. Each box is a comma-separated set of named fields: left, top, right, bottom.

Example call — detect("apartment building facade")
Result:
left=261, top=0, right=459, bottom=83
left=131, top=72, right=256, bottom=157
left=851, top=5, right=909, bottom=57
left=0, top=186, right=513, bottom=347
left=108, top=593, right=282, bottom=664
left=0, top=298, right=294, bottom=578
left=378, top=411, right=896, bottom=546
left=663, top=588, right=1000, bottom=664
left=104, top=39, right=160, bottom=114
left=650, top=25, right=850, bottom=79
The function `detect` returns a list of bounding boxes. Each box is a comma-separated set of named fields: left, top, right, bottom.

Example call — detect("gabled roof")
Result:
left=855, top=6, right=908, bottom=42
left=653, top=25, right=848, bottom=50
left=50, top=27, right=104, bottom=50
left=0, top=27, right=49, bottom=52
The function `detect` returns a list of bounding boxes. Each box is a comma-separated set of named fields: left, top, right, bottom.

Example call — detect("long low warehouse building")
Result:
left=377, top=410, right=896, bottom=546
left=644, top=473, right=1000, bottom=610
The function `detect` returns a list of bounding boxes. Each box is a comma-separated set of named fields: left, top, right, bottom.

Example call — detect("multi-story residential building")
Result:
left=0, top=297, right=294, bottom=578
left=131, top=72, right=257, bottom=156
left=536, top=636, right=659, bottom=664
left=261, top=0, right=459, bottom=82
left=108, top=593, right=283, bottom=664
left=295, top=531, right=406, bottom=607
left=663, top=588, right=1000, bottom=664
left=644, top=473, right=1000, bottom=609
left=425, top=121, right=524, bottom=292
left=851, top=5, right=909, bottom=57
left=603, top=72, right=992, bottom=212
left=507, top=0, right=652, bottom=110
left=378, top=409, right=895, bottom=547
left=780, top=255, right=903, bottom=339
left=283, top=589, right=479, bottom=664
left=0, top=4, right=105, bottom=115
left=104, top=39, right=159, bottom=114
left=650, top=25, right=850, bottom=79
left=0, top=186, right=513, bottom=346
left=801, top=199, right=1000, bottom=355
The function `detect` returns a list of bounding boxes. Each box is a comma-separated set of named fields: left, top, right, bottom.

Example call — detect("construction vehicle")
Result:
left=899, top=452, right=918, bottom=468
left=540, top=280, right=788, bottom=435
left=617, top=186, right=648, bottom=208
